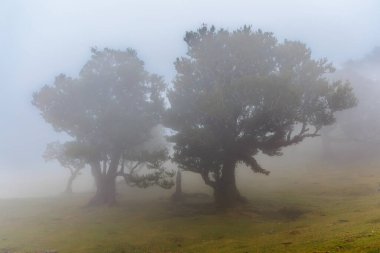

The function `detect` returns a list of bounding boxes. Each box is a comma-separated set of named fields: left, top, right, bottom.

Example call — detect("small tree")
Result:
left=33, top=48, right=173, bottom=205
left=165, top=25, right=357, bottom=208
left=171, top=169, right=183, bottom=201
left=43, top=141, right=85, bottom=194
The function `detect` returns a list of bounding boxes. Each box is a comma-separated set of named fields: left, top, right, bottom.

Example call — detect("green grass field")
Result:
left=2, top=164, right=380, bottom=253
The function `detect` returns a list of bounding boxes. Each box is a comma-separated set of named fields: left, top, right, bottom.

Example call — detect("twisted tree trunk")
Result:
left=87, top=152, right=121, bottom=206
left=214, top=159, right=246, bottom=209
left=64, top=168, right=81, bottom=194
left=171, top=169, right=183, bottom=201
left=88, top=174, right=117, bottom=206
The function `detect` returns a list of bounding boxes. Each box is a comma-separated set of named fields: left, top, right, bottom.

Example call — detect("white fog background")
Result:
left=1, top=0, right=379, bottom=198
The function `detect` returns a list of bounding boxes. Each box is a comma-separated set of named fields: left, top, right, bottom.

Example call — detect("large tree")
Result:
left=165, top=25, right=357, bottom=208
left=33, top=48, right=173, bottom=205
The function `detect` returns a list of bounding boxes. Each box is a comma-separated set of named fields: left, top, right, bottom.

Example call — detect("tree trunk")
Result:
left=64, top=173, right=75, bottom=194
left=88, top=152, right=121, bottom=206
left=171, top=169, right=183, bottom=201
left=88, top=174, right=117, bottom=206
left=64, top=168, right=80, bottom=194
left=214, top=160, right=246, bottom=209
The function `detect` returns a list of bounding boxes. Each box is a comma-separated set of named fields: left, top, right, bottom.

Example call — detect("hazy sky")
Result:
left=0, top=0, right=379, bottom=197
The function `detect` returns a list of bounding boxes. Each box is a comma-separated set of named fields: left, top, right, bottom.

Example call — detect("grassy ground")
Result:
left=2, top=164, right=380, bottom=253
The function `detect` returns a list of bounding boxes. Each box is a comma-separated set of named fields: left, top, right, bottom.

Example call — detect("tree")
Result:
left=33, top=48, right=173, bottom=206
left=165, top=25, right=357, bottom=208
left=43, top=141, right=86, bottom=194
left=320, top=48, right=380, bottom=163
left=171, top=169, right=183, bottom=201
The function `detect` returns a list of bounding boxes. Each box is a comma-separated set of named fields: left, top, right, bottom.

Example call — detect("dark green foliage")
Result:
left=166, top=25, right=357, bottom=207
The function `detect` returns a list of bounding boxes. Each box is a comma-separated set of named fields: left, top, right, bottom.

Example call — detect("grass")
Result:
left=2, top=164, right=380, bottom=252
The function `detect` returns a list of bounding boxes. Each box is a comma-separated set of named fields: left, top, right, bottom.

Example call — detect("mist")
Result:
left=1, top=1, right=380, bottom=252
left=1, top=0, right=379, bottom=199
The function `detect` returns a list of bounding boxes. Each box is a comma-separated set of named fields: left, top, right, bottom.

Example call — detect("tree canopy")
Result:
left=165, top=25, right=357, bottom=208
left=33, top=48, right=173, bottom=205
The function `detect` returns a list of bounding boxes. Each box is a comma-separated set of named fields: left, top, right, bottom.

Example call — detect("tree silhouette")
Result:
left=33, top=48, right=173, bottom=205
left=166, top=25, right=357, bottom=208
left=43, top=141, right=85, bottom=194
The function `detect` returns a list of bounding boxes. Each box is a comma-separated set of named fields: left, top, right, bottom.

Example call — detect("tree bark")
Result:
left=214, top=159, right=246, bottom=209
left=87, top=152, right=121, bottom=206
left=88, top=174, right=117, bottom=206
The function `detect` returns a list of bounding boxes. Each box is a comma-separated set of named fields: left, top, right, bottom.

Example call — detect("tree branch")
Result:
left=201, top=169, right=216, bottom=188
left=106, top=151, right=121, bottom=177
left=243, top=156, right=270, bottom=175
left=72, top=167, right=81, bottom=177
left=130, top=162, right=142, bottom=174
left=284, top=124, right=320, bottom=146
left=90, top=160, right=103, bottom=186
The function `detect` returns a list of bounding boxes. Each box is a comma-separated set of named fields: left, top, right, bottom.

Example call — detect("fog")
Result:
left=1, top=0, right=380, bottom=200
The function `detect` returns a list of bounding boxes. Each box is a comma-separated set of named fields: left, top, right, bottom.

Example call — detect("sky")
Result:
left=0, top=0, right=379, bottom=198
